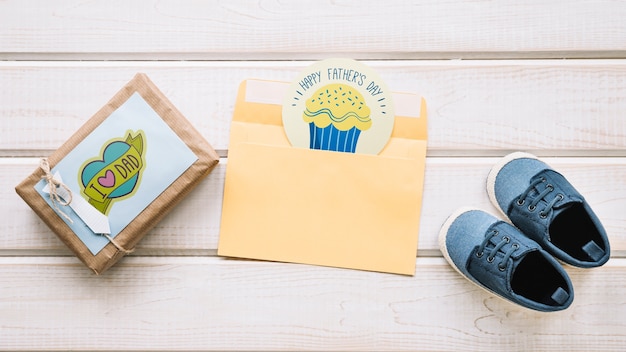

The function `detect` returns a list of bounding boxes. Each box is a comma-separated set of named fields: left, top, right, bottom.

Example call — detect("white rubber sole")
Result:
left=486, top=152, right=540, bottom=219
left=438, top=207, right=522, bottom=309
left=437, top=207, right=482, bottom=273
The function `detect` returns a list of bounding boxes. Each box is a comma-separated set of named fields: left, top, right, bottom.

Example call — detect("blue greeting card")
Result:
left=34, top=92, right=198, bottom=255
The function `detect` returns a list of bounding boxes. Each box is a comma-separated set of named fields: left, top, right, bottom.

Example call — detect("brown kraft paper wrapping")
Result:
left=15, top=73, right=219, bottom=274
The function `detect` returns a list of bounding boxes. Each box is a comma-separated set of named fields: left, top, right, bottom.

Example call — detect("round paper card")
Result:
left=282, top=58, right=395, bottom=155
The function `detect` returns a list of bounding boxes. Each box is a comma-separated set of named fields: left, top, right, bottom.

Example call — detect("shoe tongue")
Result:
left=549, top=197, right=580, bottom=222
left=553, top=195, right=580, bottom=209
left=550, top=205, right=568, bottom=223
left=551, top=287, right=570, bottom=305
left=582, top=240, right=605, bottom=261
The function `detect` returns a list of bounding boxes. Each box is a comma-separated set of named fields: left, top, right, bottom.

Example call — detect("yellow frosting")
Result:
left=303, top=83, right=372, bottom=131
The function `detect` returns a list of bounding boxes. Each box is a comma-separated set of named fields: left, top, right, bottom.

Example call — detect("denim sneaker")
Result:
left=487, top=152, right=610, bottom=268
left=439, top=208, right=574, bottom=312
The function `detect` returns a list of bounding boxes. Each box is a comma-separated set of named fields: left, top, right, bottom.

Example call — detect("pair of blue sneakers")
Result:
left=439, top=152, right=611, bottom=312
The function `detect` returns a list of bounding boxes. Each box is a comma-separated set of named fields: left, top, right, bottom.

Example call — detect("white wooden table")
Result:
left=1, top=1, right=626, bottom=351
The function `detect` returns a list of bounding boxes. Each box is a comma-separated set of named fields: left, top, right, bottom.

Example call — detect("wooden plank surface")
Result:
left=2, top=0, right=626, bottom=351
left=3, top=157, right=626, bottom=256
left=1, top=0, right=626, bottom=59
left=1, top=61, right=626, bottom=155
left=1, top=256, right=625, bottom=351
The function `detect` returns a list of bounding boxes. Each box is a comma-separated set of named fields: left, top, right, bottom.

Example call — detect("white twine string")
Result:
left=100, top=233, right=135, bottom=254
left=40, top=158, right=74, bottom=223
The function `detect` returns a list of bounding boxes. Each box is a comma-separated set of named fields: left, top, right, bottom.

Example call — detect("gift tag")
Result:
left=282, top=58, right=395, bottom=154
left=41, top=170, right=111, bottom=235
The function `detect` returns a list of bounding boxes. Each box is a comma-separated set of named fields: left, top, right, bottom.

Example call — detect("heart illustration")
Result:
left=80, top=131, right=145, bottom=215
left=82, top=141, right=136, bottom=199
left=98, top=170, right=116, bottom=188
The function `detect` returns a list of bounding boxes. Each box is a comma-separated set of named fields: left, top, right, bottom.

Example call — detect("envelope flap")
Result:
left=233, top=81, right=283, bottom=125
left=234, top=80, right=427, bottom=141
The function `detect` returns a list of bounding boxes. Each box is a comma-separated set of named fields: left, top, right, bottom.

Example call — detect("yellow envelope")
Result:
left=218, top=80, right=427, bottom=275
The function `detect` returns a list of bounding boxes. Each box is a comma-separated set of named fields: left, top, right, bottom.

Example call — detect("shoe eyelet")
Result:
left=486, top=256, right=495, bottom=263
left=476, top=251, right=484, bottom=258
left=516, top=199, right=525, bottom=206
left=556, top=194, right=564, bottom=201
left=528, top=205, right=536, bottom=212
left=541, top=177, right=547, bottom=182
left=546, top=184, right=554, bottom=191
left=539, top=211, right=548, bottom=219
left=512, top=244, right=520, bottom=250
left=503, top=236, right=510, bottom=243
left=498, top=263, right=506, bottom=271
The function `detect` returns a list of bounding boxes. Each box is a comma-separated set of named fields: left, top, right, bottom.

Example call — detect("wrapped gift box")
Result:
left=16, top=73, right=219, bottom=274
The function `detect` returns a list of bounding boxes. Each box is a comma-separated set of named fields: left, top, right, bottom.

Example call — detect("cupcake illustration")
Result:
left=303, top=83, right=371, bottom=153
